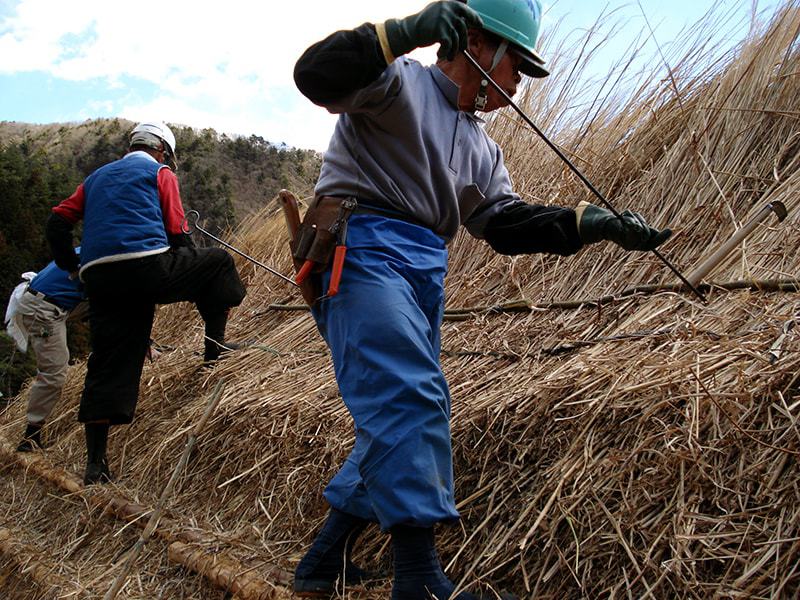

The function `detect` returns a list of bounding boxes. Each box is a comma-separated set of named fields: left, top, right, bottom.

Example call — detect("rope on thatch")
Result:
left=0, top=439, right=293, bottom=599
left=265, top=277, right=799, bottom=317
left=443, top=326, right=702, bottom=359
left=0, top=527, right=86, bottom=598
left=443, top=278, right=800, bottom=315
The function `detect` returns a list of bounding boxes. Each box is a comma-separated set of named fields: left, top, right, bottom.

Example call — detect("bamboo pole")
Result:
left=1, top=441, right=204, bottom=542
left=266, top=277, right=800, bottom=317
left=168, top=541, right=293, bottom=599
left=686, top=201, right=788, bottom=286
left=103, top=379, right=227, bottom=600
left=0, top=395, right=295, bottom=599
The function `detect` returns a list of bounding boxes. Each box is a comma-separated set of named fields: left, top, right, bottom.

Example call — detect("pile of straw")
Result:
left=0, top=3, right=797, bottom=598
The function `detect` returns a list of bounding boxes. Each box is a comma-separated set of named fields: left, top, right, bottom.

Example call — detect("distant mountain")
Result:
left=0, top=118, right=322, bottom=228
left=0, top=118, right=322, bottom=397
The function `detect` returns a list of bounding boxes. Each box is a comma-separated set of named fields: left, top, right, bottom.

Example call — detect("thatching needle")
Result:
left=463, top=50, right=707, bottom=303
left=182, top=210, right=299, bottom=287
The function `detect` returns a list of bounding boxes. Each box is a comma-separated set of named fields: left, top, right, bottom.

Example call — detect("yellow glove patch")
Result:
left=375, top=22, right=397, bottom=64
left=575, top=200, right=591, bottom=234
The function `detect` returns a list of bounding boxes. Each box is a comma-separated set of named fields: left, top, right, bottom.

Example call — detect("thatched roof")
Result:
left=1, top=3, right=798, bottom=599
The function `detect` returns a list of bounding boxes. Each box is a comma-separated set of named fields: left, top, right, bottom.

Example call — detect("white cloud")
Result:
left=0, top=0, right=440, bottom=149
left=7, top=0, right=766, bottom=149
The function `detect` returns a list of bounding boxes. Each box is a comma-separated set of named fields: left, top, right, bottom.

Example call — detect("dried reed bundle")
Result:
left=1, top=3, right=799, bottom=599
left=0, top=527, right=85, bottom=598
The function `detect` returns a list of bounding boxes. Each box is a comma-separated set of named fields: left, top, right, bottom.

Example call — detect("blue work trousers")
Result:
left=313, top=214, right=459, bottom=530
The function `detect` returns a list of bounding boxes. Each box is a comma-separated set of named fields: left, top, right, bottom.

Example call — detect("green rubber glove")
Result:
left=384, top=1, right=484, bottom=61
left=577, top=201, right=672, bottom=251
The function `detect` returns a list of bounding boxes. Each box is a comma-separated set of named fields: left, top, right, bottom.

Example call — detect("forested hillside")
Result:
left=0, top=118, right=321, bottom=397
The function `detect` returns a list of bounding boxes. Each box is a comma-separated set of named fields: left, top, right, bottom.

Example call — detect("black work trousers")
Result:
left=79, top=247, right=245, bottom=424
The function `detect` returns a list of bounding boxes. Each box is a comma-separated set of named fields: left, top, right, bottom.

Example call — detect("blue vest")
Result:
left=29, top=248, right=84, bottom=311
left=80, top=153, right=170, bottom=272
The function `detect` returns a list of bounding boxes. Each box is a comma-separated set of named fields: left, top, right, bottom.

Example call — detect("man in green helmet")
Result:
left=291, top=1, right=671, bottom=598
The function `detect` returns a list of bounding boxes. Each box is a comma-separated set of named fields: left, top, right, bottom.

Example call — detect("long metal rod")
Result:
left=182, top=210, right=299, bottom=287
left=463, top=50, right=706, bottom=303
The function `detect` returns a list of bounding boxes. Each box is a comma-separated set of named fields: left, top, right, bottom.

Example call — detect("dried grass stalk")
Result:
left=0, top=440, right=292, bottom=598
left=1, top=3, right=799, bottom=598
left=0, top=528, right=86, bottom=598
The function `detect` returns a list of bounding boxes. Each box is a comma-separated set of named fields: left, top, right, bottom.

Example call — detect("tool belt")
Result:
left=280, top=192, right=357, bottom=307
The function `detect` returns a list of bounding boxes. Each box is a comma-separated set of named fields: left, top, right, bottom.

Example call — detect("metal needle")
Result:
left=463, top=50, right=707, bottom=303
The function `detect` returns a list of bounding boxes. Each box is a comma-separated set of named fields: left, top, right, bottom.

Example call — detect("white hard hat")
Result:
left=130, top=121, right=177, bottom=159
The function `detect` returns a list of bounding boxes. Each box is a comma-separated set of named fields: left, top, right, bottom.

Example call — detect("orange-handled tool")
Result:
left=295, top=259, right=314, bottom=284
left=327, top=245, right=347, bottom=297
left=327, top=215, right=350, bottom=297
left=294, top=198, right=356, bottom=295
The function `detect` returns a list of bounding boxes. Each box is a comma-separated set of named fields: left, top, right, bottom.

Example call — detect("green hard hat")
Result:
left=467, top=0, right=549, bottom=78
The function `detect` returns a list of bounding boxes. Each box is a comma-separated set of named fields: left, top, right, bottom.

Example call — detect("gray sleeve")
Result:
left=462, top=141, right=520, bottom=238
left=465, top=140, right=583, bottom=256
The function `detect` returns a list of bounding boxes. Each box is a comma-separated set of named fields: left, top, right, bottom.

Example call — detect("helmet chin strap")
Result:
left=160, top=141, right=179, bottom=171
left=474, top=39, right=509, bottom=111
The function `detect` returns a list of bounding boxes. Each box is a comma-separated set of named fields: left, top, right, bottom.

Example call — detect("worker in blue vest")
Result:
left=292, top=1, right=671, bottom=598
left=47, top=122, right=246, bottom=485
left=5, top=252, right=86, bottom=451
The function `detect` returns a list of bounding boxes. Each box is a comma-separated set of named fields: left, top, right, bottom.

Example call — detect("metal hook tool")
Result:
left=463, top=50, right=706, bottom=303
left=181, top=210, right=299, bottom=287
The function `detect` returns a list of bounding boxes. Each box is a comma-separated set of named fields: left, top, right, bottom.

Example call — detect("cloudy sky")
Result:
left=0, top=1, right=781, bottom=151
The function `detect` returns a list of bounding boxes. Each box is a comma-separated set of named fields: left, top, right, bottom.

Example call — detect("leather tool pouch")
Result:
left=291, top=196, right=357, bottom=306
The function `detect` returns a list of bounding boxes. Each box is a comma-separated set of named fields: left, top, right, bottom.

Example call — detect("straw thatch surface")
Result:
left=1, top=3, right=798, bottom=599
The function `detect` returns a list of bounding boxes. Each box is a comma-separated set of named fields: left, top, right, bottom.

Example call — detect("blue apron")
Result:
left=313, top=213, right=460, bottom=530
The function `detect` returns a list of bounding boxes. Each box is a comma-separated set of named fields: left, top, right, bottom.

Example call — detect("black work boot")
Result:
left=294, top=508, right=373, bottom=596
left=202, top=309, right=242, bottom=363
left=203, top=339, right=244, bottom=363
left=16, top=422, right=44, bottom=452
left=83, top=423, right=112, bottom=485
left=391, top=526, right=517, bottom=600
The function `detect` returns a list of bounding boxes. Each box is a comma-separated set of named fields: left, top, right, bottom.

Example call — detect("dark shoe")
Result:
left=294, top=563, right=373, bottom=597
left=16, top=423, right=44, bottom=452
left=203, top=339, right=246, bottom=363
left=294, top=508, right=373, bottom=596
left=83, top=423, right=112, bottom=485
left=83, top=459, right=113, bottom=485
left=203, top=309, right=235, bottom=363
left=391, top=526, right=516, bottom=600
